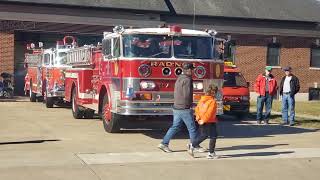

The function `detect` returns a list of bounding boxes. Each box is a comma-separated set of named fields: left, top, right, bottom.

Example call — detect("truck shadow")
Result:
left=121, top=114, right=319, bottom=139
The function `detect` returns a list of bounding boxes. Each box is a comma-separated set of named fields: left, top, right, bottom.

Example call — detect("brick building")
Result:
left=0, top=0, right=320, bottom=100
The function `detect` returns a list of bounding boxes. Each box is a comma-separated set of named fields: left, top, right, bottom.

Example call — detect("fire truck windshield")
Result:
left=123, top=34, right=214, bottom=59
left=173, top=36, right=213, bottom=59
left=54, top=52, right=68, bottom=65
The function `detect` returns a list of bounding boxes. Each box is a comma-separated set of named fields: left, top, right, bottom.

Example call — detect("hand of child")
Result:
left=198, top=120, right=204, bottom=125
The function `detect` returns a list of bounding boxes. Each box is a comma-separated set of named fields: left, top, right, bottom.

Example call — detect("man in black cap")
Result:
left=158, top=63, right=199, bottom=153
left=279, top=66, right=300, bottom=126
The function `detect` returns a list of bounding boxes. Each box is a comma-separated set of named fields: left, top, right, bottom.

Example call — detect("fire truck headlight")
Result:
left=193, top=82, right=203, bottom=90
left=140, top=81, right=156, bottom=90
left=138, top=64, right=151, bottom=77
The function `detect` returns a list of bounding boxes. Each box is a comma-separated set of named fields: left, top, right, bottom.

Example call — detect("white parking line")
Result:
left=77, top=148, right=320, bottom=164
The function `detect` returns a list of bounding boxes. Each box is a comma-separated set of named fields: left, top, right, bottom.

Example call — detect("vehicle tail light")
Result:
left=138, top=64, right=151, bottom=77
left=140, top=81, right=156, bottom=90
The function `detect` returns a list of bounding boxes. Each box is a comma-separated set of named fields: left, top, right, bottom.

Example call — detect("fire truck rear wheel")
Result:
left=102, top=95, right=120, bottom=133
left=29, top=81, right=36, bottom=102
left=72, top=88, right=84, bottom=119
left=46, top=97, right=54, bottom=108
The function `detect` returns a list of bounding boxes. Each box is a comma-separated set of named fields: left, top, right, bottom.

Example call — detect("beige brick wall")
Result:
left=0, top=32, right=14, bottom=75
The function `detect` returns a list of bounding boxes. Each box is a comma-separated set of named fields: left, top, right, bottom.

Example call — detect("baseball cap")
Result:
left=282, top=66, right=292, bottom=71
left=265, top=66, right=272, bottom=71
left=182, top=63, right=195, bottom=70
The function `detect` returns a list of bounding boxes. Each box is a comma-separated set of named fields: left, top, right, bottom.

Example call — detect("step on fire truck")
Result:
left=64, top=25, right=225, bottom=133
left=24, top=36, right=76, bottom=108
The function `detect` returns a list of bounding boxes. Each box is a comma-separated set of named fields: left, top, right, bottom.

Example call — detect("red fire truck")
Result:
left=24, top=36, right=76, bottom=108
left=64, top=26, right=225, bottom=133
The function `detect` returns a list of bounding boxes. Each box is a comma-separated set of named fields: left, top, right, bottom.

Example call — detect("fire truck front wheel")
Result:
left=72, top=88, right=84, bottom=119
left=102, top=95, right=120, bottom=133
left=29, top=81, right=36, bottom=102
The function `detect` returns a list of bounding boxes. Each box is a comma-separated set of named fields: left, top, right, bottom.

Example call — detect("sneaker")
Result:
left=289, top=122, right=295, bottom=126
left=207, top=152, right=218, bottom=159
left=264, top=120, right=269, bottom=125
left=194, top=146, right=208, bottom=153
left=187, top=143, right=208, bottom=153
left=187, top=143, right=194, bottom=157
left=257, top=120, right=262, bottom=124
left=158, top=143, right=172, bottom=153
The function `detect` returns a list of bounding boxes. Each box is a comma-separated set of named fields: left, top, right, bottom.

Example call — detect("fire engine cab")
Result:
left=223, top=61, right=250, bottom=117
left=64, top=25, right=225, bottom=133
left=24, top=36, right=75, bottom=107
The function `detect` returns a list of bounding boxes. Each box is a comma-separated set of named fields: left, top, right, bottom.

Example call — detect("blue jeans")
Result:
left=162, top=109, right=197, bottom=146
left=256, top=93, right=273, bottom=121
left=282, top=94, right=295, bottom=124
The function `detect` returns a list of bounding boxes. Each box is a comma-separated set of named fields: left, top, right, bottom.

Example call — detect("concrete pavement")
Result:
left=0, top=100, right=320, bottom=180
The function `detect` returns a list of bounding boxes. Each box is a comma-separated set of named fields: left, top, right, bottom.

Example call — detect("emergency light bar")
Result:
left=169, top=25, right=182, bottom=36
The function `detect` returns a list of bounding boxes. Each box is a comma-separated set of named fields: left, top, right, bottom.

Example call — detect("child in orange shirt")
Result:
left=189, top=84, right=218, bottom=159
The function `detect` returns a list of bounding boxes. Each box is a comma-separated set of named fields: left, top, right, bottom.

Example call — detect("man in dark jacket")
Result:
left=254, top=66, right=278, bottom=124
left=279, top=66, right=300, bottom=126
left=158, top=63, right=198, bottom=153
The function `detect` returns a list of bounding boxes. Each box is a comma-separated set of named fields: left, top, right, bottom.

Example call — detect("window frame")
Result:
left=310, top=45, right=320, bottom=68
left=266, top=43, right=281, bottom=66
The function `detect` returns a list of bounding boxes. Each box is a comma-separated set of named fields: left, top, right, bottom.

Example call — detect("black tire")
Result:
left=46, top=97, right=54, bottom=108
left=29, top=81, right=36, bottom=102
left=37, top=96, right=44, bottom=102
left=71, top=88, right=84, bottom=119
left=102, top=94, right=121, bottom=133
left=45, top=87, right=54, bottom=108
left=84, top=109, right=95, bottom=119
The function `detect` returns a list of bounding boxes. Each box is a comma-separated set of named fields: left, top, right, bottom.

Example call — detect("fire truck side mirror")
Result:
left=24, top=63, right=28, bottom=69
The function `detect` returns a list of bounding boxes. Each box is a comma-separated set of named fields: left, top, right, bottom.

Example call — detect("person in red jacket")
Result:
left=188, top=84, right=218, bottom=159
left=254, top=66, right=278, bottom=124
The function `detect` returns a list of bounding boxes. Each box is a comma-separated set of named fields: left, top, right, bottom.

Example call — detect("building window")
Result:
left=267, top=43, right=280, bottom=66
left=311, top=47, right=320, bottom=68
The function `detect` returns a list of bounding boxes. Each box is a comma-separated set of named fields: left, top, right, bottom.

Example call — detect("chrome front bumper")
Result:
left=47, top=90, right=65, bottom=98
left=116, top=100, right=174, bottom=115
left=115, top=100, right=224, bottom=116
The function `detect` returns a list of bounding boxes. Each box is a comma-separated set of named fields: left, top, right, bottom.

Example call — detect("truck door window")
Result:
left=43, top=54, right=50, bottom=66
left=112, top=37, right=120, bottom=58
left=102, top=39, right=111, bottom=57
